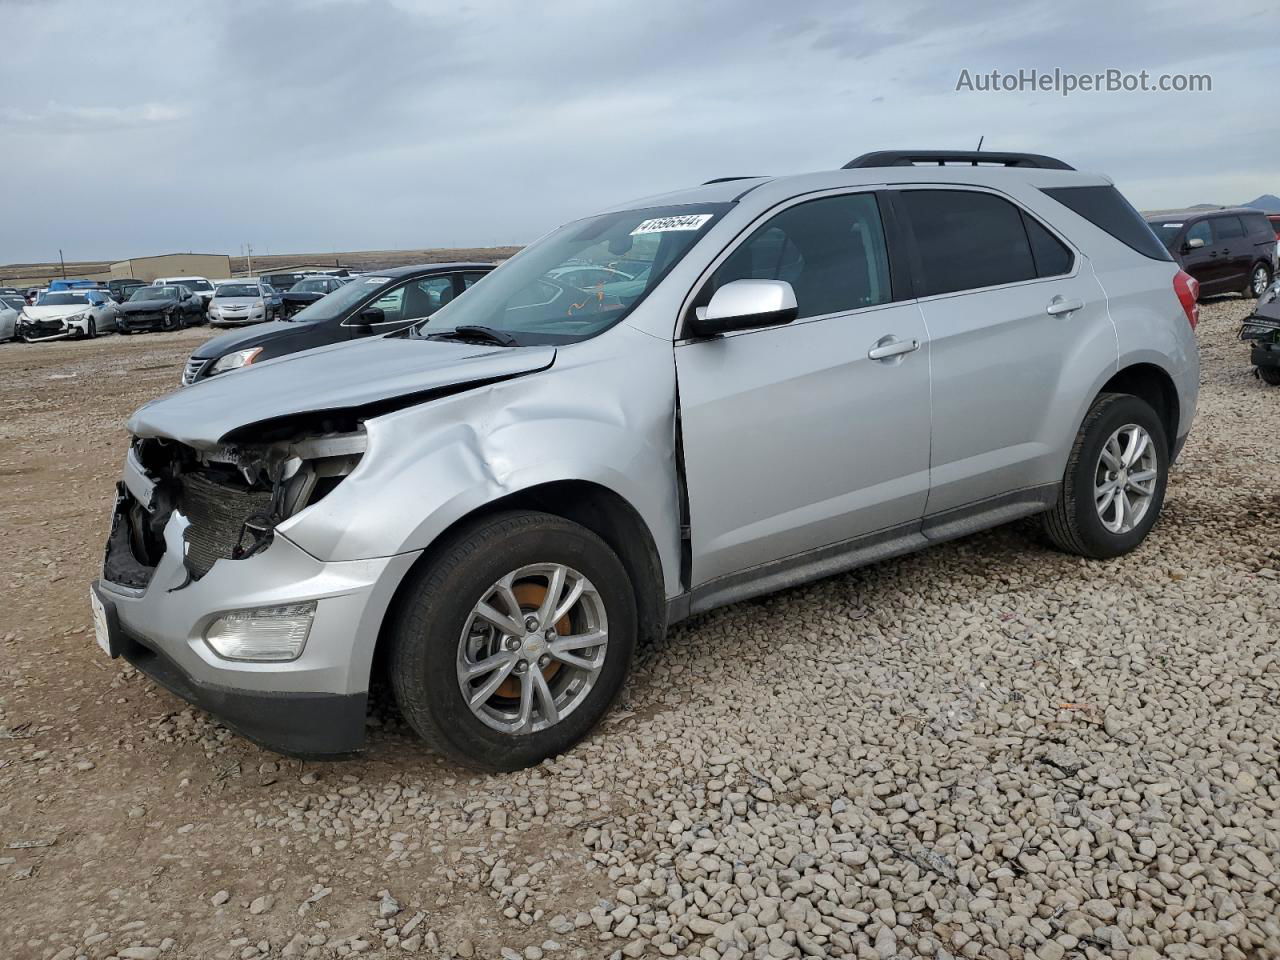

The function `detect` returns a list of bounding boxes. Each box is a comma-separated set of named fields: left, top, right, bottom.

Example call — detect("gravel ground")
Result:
left=1, top=300, right=1277, bottom=960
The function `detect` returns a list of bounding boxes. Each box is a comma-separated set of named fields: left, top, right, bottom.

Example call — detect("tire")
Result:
left=1247, top=263, right=1272, bottom=299
left=1042, top=392, right=1169, bottom=559
left=389, top=511, right=636, bottom=771
left=86, top=318, right=97, bottom=340
left=1259, top=365, right=1280, bottom=386
left=162, top=311, right=178, bottom=332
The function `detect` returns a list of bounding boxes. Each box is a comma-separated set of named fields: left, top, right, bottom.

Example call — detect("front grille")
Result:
left=181, top=357, right=210, bottom=385
left=179, top=473, right=273, bottom=578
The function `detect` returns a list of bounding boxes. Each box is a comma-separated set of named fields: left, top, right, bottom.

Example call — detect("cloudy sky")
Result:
left=1, top=0, right=1276, bottom=265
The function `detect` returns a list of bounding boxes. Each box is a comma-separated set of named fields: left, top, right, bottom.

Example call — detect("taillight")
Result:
left=1173, top=270, right=1199, bottom=330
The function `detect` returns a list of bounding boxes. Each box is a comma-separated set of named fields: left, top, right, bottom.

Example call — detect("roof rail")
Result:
left=702, top=176, right=764, bottom=184
left=843, top=150, right=1074, bottom=171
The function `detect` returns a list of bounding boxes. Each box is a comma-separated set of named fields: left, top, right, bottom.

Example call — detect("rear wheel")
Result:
left=1043, top=393, right=1168, bottom=559
left=1258, top=365, right=1280, bottom=386
left=1247, top=263, right=1272, bottom=298
left=389, top=511, right=636, bottom=771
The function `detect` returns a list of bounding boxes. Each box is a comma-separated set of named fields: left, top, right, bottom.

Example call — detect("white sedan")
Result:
left=18, top=290, right=120, bottom=342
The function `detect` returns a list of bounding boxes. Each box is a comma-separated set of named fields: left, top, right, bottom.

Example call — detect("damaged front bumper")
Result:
left=95, top=437, right=420, bottom=757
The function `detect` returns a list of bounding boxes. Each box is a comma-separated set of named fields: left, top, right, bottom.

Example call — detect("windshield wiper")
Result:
left=424, top=325, right=521, bottom=347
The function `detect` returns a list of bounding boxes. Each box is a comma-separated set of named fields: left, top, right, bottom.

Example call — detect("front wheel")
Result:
left=1043, top=393, right=1169, bottom=559
left=1258, top=365, right=1280, bottom=386
left=389, top=511, right=636, bottom=771
left=86, top=318, right=97, bottom=339
left=1247, top=263, right=1272, bottom=299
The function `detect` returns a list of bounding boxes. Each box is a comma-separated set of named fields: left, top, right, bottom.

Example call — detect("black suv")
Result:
left=1146, top=208, right=1276, bottom=298
left=181, top=262, right=495, bottom=385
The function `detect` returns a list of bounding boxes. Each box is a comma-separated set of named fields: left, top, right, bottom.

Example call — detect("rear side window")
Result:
left=898, top=190, right=1036, bottom=296
left=1022, top=215, right=1074, bottom=277
left=709, top=192, right=893, bottom=319
left=1212, top=216, right=1245, bottom=241
left=1241, top=212, right=1272, bottom=240
left=1041, top=185, right=1172, bottom=262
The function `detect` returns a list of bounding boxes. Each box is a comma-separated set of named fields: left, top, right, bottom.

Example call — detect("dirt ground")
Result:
left=0, top=300, right=1277, bottom=960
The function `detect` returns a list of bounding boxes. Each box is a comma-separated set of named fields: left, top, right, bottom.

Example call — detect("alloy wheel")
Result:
left=455, top=563, right=609, bottom=735
left=1253, top=267, right=1269, bottom=297
left=1094, top=423, right=1159, bottom=535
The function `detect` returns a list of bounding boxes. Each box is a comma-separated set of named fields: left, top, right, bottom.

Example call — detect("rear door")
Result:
left=892, top=186, right=1116, bottom=515
left=676, top=190, right=932, bottom=585
left=1211, top=215, right=1250, bottom=289
left=1178, top=220, right=1221, bottom=291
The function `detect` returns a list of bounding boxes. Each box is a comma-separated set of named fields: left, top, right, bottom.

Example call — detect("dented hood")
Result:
left=128, top=334, right=557, bottom=448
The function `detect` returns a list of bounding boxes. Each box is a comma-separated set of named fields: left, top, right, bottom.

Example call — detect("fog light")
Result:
left=204, top=602, right=316, bottom=661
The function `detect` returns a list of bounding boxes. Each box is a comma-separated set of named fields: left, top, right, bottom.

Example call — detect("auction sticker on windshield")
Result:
left=631, top=214, right=713, bottom=235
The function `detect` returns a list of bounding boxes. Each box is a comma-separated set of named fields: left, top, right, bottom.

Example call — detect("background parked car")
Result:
left=181, top=262, right=493, bottom=384
left=117, top=284, right=203, bottom=334
left=0, top=294, right=25, bottom=341
left=17, top=289, right=119, bottom=341
left=153, top=276, right=216, bottom=313
left=1146, top=208, right=1276, bottom=298
left=107, top=278, right=148, bottom=303
left=279, top=274, right=349, bottom=318
left=207, top=281, right=279, bottom=327
left=260, top=271, right=315, bottom=294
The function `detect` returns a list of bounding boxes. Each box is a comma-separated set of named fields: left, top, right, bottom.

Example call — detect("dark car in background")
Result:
left=260, top=271, right=315, bottom=294
left=181, top=262, right=494, bottom=384
left=108, top=278, right=148, bottom=303
left=280, top=274, right=350, bottom=318
left=1146, top=208, right=1277, bottom=298
left=117, top=284, right=205, bottom=333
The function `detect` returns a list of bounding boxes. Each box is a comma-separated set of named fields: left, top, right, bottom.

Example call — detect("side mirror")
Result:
left=688, top=279, right=798, bottom=337
left=1185, top=236, right=1205, bottom=251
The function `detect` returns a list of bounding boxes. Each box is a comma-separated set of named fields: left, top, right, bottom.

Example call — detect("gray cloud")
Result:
left=1, top=0, right=1275, bottom=264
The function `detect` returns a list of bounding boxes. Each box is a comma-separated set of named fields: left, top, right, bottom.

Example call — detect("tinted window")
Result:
left=709, top=193, right=892, bottom=319
left=1242, top=213, right=1274, bottom=239
left=462, top=272, right=488, bottom=288
left=1022, top=214, right=1074, bottom=277
left=1041, top=185, right=1172, bottom=261
left=1212, top=216, right=1244, bottom=241
left=1186, top=221, right=1212, bottom=247
left=899, top=190, right=1035, bottom=296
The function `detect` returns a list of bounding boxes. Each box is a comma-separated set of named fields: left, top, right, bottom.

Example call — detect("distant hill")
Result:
left=1244, top=194, right=1280, bottom=213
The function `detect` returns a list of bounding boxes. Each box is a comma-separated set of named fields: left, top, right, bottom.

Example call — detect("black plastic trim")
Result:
left=845, top=150, right=1074, bottom=170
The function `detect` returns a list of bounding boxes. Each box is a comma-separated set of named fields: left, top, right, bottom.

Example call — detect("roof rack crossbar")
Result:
left=843, top=150, right=1074, bottom=171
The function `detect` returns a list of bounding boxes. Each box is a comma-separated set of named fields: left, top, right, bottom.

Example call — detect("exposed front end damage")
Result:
left=105, top=425, right=366, bottom=588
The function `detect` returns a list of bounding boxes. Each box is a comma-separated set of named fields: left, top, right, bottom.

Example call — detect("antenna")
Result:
left=976, top=136, right=984, bottom=152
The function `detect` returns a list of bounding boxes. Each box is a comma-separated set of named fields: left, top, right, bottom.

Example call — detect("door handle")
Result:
left=1045, top=297, right=1084, bottom=316
left=867, top=337, right=920, bottom=361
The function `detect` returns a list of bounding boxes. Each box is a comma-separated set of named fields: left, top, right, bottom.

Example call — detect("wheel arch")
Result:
left=368, top=479, right=668, bottom=688
left=1098, top=362, right=1180, bottom=453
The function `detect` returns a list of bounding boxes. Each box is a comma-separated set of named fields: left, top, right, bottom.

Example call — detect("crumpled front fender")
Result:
left=279, top=326, right=683, bottom=597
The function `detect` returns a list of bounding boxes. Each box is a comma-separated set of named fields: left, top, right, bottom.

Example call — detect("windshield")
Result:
left=39, top=293, right=90, bottom=306
left=411, top=204, right=728, bottom=344
left=131, top=286, right=178, bottom=301
left=288, top=274, right=391, bottom=322
left=215, top=284, right=261, bottom=298
left=1146, top=220, right=1184, bottom=250
left=292, top=278, right=330, bottom=293
left=175, top=278, right=212, bottom=291
left=265, top=274, right=306, bottom=288
left=3, top=296, right=25, bottom=310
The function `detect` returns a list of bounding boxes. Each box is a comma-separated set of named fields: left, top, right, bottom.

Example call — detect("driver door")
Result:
left=675, top=191, right=931, bottom=588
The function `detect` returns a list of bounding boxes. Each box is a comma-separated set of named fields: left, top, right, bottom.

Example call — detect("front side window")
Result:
left=409, top=203, right=730, bottom=344
left=1186, top=221, right=1212, bottom=247
left=705, top=193, right=892, bottom=319
left=900, top=190, right=1037, bottom=296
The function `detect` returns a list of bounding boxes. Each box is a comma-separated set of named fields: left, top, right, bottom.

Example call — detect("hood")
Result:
left=129, top=334, right=557, bottom=448
left=193, top=319, right=294, bottom=357
left=24, top=304, right=89, bottom=320
left=120, top=297, right=179, bottom=313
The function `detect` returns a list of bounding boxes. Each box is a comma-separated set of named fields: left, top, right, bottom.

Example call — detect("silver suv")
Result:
left=91, top=150, right=1200, bottom=770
